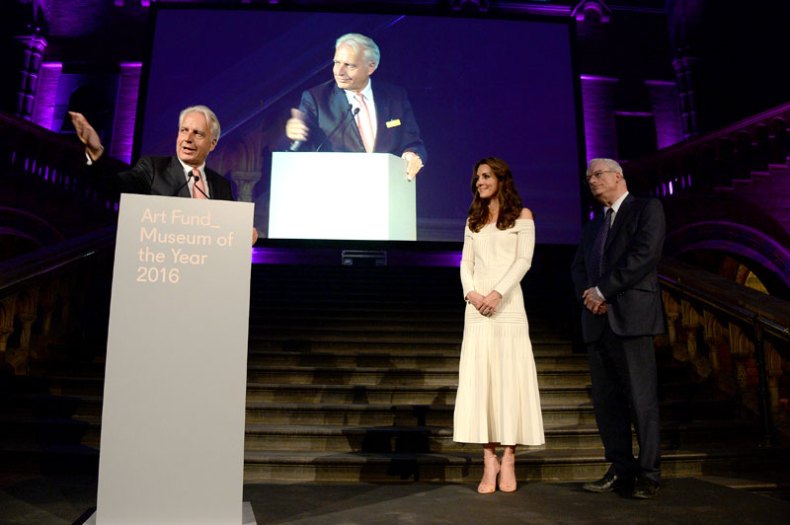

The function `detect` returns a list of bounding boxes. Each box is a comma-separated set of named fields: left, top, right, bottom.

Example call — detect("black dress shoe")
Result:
left=632, top=477, right=660, bottom=499
left=583, top=471, right=619, bottom=493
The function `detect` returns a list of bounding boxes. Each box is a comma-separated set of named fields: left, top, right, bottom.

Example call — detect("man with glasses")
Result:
left=571, top=158, right=666, bottom=499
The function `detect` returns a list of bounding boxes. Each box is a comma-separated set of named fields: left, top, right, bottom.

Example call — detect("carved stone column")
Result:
left=671, top=55, right=701, bottom=139
left=230, top=171, right=262, bottom=203
left=666, top=0, right=706, bottom=139
left=13, top=33, right=47, bottom=120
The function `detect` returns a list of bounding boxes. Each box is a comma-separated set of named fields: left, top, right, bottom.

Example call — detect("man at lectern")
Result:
left=70, top=105, right=233, bottom=200
left=70, top=106, right=258, bottom=243
left=285, top=33, right=427, bottom=180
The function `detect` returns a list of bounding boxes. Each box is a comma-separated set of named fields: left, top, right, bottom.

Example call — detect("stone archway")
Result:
left=666, top=220, right=790, bottom=298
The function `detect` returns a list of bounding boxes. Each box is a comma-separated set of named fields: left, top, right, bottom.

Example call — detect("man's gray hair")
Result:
left=179, top=105, right=221, bottom=142
left=587, top=158, right=623, bottom=176
left=336, top=33, right=381, bottom=69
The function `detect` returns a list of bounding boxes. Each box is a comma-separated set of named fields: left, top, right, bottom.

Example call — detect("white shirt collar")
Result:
left=344, top=78, right=374, bottom=102
left=178, top=158, right=205, bottom=177
left=608, top=191, right=629, bottom=215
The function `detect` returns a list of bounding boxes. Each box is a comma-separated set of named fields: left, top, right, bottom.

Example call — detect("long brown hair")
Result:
left=467, top=157, right=523, bottom=232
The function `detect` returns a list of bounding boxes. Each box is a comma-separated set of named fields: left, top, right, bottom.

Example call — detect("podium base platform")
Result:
left=82, top=501, right=257, bottom=524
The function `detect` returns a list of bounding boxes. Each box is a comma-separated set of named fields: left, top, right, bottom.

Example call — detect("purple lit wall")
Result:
left=580, top=75, right=618, bottom=161
left=581, top=75, right=683, bottom=160
left=646, top=79, right=683, bottom=149
left=109, top=62, right=142, bottom=164
left=31, top=62, right=63, bottom=131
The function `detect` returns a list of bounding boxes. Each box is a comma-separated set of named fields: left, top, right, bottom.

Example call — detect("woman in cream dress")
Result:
left=453, top=157, right=545, bottom=494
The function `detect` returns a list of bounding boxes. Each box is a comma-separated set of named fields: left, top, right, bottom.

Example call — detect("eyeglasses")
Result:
left=586, top=170, right=616, bottom=182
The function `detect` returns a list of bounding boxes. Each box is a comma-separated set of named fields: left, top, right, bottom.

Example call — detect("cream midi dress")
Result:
left=453, top=218, right=545, bottom=446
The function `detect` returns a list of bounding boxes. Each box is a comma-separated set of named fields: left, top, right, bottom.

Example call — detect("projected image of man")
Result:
left=285, top=33, right=427, bottom=180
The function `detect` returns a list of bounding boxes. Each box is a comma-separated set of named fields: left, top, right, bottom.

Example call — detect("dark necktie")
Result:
left=590, top=208, right=613, bottom=283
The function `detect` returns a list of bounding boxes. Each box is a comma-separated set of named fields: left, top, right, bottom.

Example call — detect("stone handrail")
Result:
left=658, top=257, right=790, bottom=445
left=0, top=112, right=127, bottom=211
left=0, top=227, right=116, bottom=374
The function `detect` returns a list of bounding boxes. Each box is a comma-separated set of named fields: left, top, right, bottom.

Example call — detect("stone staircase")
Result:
left=1, top=262, right=785, bottom=488
left=715, top=160, right=790, bottom=227
left=238, top=265, right=777, bottom=483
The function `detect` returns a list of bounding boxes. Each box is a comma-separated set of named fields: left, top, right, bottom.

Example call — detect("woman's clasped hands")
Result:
left=466, top=290, right=502, bottom=317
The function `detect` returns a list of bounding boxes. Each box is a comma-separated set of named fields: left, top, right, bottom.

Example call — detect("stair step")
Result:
left=250, top=343, right=577, bottom=357
left=249, top=339, right=570, bottom=353
left=244, top=366, right=591, bottom=387
left=246, top=352, right=588, bottom=370
left=242, top=419, right=761, bottom=453
left=240, top=447, right=782, bottom=483
left=242, top=402, right=596, bottom=427
left=244, top=383, right=591, bottom=404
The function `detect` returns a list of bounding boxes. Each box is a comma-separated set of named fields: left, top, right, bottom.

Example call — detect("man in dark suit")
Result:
left=69, top=105, right=233, bottom=200
left=571, top=158, right=665, bottom=499
left=70, top=106, right=257, bottom=243
left=285, top=33, right=427, bottom=180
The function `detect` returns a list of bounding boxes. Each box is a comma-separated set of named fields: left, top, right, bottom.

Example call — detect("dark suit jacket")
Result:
left=297, top=80, right=427, bottom=163
left=571, top=194, right=666, bottom=342
left=91, top=155, right=234, bottom=201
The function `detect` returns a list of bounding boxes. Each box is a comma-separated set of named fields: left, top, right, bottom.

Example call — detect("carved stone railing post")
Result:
left=766, top=343, right=782, bottom=414
left=4, top=287, right=38, bottom=374
left=0, top=295, right=17, bottom=362
left=17, top=287, right=38, bottom=349
left=728, top=323, right=756, bottom=409
left=37, top=284, right=57, bottom=338
left=701, top=310, right=731, bottom=394
left=661, top=290, right=679, bottom=346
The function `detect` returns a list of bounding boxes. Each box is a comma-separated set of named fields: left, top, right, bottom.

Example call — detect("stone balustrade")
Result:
left=659, top=257, right=790, bottom=444
left=0, top=228, right=115, bottom=375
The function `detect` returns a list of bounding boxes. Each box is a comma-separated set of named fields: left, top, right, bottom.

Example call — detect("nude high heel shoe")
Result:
left=499, top=446, right=517, bottom=493
left=478, top=448, right=500, bottom=494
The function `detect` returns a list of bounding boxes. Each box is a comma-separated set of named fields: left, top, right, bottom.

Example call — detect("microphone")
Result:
left=314, top=105, right=359, bottom=152
left=172, top=171, right=197, bottom=197
left=289, top=139, right=303, bottom=152
left=192, top=172, right=210, bottom=199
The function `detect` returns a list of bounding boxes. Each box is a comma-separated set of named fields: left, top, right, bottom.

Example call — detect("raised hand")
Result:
left=68, top=111, right=104, bottom=161
left=285, top=108, right=309, bottom=142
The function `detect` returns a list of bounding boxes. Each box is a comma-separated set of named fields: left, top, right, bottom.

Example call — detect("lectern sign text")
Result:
left=135, top=207, right=239, bottom=284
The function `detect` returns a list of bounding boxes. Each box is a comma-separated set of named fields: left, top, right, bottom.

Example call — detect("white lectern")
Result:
left=268, top=152, right=416, bottom=240
left=87, top=194, right=255, bottom=524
